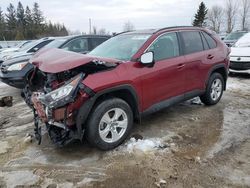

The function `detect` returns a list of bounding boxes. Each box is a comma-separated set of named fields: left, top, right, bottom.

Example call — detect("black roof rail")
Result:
left=113, top=30, right=135, bottom=36
left=154, top=26, right=202, bottom=33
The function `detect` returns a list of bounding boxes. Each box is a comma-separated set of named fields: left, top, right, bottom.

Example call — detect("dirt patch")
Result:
left=0, top=75, right=250, bottom=187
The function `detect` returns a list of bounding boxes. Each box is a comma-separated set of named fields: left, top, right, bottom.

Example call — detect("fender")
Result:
left=76, top=84, right=140, bottom=140
left=206, top=63, right=228, bottom=90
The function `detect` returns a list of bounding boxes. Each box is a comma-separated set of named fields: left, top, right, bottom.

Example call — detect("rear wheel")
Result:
left=86, top=98, right=133, bottom=150
left=200, top=73, right=224, bottom=105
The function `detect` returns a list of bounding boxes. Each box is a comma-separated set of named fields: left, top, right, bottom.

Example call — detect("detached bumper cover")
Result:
left=0, top=63, right=34, bottom=88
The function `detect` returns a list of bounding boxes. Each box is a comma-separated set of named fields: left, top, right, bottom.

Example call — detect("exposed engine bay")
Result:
left=23, top=59, right=118, bottom=146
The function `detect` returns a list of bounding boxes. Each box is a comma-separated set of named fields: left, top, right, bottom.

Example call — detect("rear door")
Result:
left=180, top=31, right=209, bottom=92
left=141, top=32, right=186, bottom=109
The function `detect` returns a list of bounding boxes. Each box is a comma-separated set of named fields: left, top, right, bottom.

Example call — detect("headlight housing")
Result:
left=7, top=62, right=28, bottom=71
left=39, top=73, right=84, bottom=108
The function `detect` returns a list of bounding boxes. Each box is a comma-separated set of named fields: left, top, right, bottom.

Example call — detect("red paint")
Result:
left=31, top=27, right=229, bottom=117
left=30, top=48, right=120, bottom=73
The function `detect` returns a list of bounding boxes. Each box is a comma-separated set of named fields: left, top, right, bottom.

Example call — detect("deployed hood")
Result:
left=230, top=47, right=250, bottom=57
left=30, top=48, right=120, bottom=73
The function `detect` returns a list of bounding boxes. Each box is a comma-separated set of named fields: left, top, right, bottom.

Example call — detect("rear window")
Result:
left=180, top=31, right=203, bottom=54
left=202, top=32, right=217, bottom=49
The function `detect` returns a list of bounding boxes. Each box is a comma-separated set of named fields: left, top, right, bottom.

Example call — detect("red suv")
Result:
left=28, top=26, right=230, bottom=150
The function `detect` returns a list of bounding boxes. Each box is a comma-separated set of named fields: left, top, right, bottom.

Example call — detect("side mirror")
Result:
left=140, top=51, right=154, bottom=66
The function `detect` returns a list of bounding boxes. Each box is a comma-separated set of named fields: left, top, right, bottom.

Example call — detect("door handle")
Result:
left=207, top=54, right=214, bottom=59
left=177, top=64, right=185, bottom=69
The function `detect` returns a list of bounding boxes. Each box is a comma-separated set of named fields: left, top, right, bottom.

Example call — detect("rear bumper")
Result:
left=0, top=63, right=34, bottom=89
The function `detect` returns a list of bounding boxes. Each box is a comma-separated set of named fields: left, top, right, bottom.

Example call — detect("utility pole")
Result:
left=89, top=18, right=92, bottom=34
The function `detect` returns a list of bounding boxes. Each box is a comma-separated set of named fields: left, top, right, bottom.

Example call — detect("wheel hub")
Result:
left=99, top=108, right=128, bottom=143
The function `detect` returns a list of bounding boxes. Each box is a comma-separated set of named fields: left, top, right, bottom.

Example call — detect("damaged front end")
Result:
left=26, top=51, right=118, bottom=146
left=31, top=73, right=92, bottom=146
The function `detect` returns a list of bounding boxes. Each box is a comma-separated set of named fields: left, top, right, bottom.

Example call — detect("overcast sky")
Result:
left=1, top=0, right=225, bottom=33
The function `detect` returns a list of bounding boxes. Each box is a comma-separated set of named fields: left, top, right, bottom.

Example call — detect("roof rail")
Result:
left=154, top=26, right=201, bottom=33
left=113, top=30, right=135, bottom=36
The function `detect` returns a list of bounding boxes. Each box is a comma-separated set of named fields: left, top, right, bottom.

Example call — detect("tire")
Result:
left=85, top=98, right=133, bottom=150
left=200, top=73, right=224, bottom=106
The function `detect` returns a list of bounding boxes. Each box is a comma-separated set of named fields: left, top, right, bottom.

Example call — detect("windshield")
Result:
left=17, top=40, right=39, bottom=52
left=43, top=38, right=68, bottom=49
left=234, top=33, right=250, bottom=47
left=17, top=41, right=32, bottom=49
left=89, top=34, right=151, bottom=61
left=225, top=32, right=246, bottom=40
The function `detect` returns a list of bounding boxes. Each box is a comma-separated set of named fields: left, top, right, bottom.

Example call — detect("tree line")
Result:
left=0, top=2, right=68, bottom=41
left=193, top=0, right=250, bottom=33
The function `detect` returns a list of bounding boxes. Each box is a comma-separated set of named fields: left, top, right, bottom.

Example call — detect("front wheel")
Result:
left=86, top=98, right=133, bottom=150
left=200, top=73, right=224, bottom=106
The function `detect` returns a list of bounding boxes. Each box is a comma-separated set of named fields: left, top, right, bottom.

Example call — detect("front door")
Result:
left=141, top=32, right=186, bottom=110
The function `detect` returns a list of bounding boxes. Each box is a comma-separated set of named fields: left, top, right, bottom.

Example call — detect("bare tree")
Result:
left=240, top=0, right=250, bottom=30
left=208, top=5, right=224, bottom=33
left=92, top=26, right=97, bottom=35
left=98, top=28, right=109, bottom=35
left=123, top=21, right=135, bottom=32
left=225, top=0, right=238, bottom=33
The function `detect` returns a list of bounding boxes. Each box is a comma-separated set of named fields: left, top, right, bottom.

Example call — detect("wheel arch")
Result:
left=206, top=64, right=228, bottom=90
left=76, top=84, right=140, bottom=139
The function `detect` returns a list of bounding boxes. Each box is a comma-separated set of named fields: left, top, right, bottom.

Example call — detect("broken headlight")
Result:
left=39, top=73, right=84, bottom=108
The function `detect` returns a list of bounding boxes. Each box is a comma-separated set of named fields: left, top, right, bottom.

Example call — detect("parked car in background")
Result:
left=0, top=35, right=110, bottom=88
left=0, top=37, right=55, bottom=65
left=219, top=33, right=227, bottom=40
left=230, top=32, right=250, bottom=74
left=223, top=31, right=248, bottom=47
left=26, top=26, right=230, bottom=150
left=0, top=40, right=32, bottom=54
left=0, top=45, right=5, bottom=53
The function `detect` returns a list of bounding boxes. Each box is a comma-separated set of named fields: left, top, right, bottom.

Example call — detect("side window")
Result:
left=62, top=38, right=88, bottom=53
left=181, top=31, right=203, bottom=54
left=90, top=37, right=108, bottom=50
left=200, top=32, right=210, bottom=50
left=148, top=32, right=180, bottom=61
left=202, top=32, right=217, bottom=49
left=29, top=40, right=53, bottom=53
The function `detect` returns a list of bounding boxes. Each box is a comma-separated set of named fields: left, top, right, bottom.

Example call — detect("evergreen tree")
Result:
left=25, top=6, right=34, bottom=39
left=0, top=7, right=6, bottom=40
left=16, top=1, right=25, bottom=39
left=192, top=2, right=208, bottom=27
left=32, top=2, right=44, bottom=37
left=5, top=3, right=17, bottom=40
left=1, top=2, right=68, bottom=40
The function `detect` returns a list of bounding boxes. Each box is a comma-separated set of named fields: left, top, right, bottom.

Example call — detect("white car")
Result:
left=0, top=41, right=32, bottom=54
left=230, top=32, right=250, bottom=74
left=0, top=38, right=54, bottom=65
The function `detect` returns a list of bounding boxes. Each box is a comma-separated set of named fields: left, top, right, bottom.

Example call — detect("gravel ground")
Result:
left=0, top=74, right=249, bottom=188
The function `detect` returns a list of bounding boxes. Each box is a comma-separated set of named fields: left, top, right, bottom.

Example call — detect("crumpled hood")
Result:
left=30, top=48, right=120, bottom=73
left=230, top=47, right=250, bottom=56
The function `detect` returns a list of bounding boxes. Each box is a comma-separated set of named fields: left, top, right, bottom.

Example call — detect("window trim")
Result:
left=144, top=31, right=182, bottom=61
left=201, top=31, right=217, bottom=49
